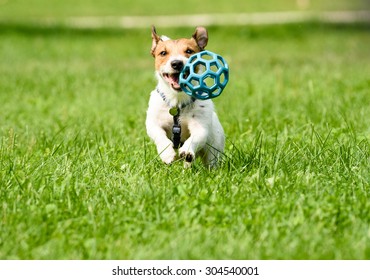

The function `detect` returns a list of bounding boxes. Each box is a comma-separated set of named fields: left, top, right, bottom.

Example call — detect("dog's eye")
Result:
left=185, top=49, right=194, bottom=54
left=159, top=51, right=167, bottom=56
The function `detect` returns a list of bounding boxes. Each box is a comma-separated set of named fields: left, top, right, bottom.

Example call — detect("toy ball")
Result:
left=179, top=50, right=229, bottom=100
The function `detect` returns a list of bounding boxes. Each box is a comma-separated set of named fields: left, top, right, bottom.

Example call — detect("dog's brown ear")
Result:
left=192, top=26, right=208, bottom=50
left=151, top=25, right=161, bottom=56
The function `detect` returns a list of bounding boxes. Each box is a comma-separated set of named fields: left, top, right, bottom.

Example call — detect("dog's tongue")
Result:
left=171, top=74, right=179, bottom=84
left=165, top=73, right=181, bottom=90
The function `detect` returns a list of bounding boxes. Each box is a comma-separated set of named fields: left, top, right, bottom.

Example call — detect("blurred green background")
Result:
left=0, top=0, right=369, bottom=20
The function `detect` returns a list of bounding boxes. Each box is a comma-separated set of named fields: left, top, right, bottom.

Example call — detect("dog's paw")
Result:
left=180, top=151, right=194, bottom=162
left=179, top=150, right=195, bottom=168
left=160, top=148, right=177, bottom=164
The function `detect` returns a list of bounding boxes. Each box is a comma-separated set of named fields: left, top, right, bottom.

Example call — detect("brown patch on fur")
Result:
left=151, top=26, right=208, bottom=71
left=153, top=39, right=200, bottom=71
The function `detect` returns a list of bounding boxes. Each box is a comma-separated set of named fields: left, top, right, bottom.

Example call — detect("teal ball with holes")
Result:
left=179, top=50, right=229, bottom=100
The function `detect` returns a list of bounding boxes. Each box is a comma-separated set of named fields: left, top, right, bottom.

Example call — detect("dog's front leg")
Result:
left=179, top=121, right=209, bottom=167
left=146, top=123, right=176, bottom=164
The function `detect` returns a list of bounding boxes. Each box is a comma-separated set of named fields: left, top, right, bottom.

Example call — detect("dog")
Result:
left=146, top=26, right=225, bottom=168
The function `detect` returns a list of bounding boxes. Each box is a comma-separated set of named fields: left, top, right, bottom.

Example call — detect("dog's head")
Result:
left=151, top=26, right=208, bottom=92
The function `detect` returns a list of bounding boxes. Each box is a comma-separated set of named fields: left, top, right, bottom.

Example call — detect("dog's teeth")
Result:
left=162, top=73, right=181, bottom=90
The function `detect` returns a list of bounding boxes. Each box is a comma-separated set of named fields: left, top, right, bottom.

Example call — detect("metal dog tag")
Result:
left=169, top=107, right=178, bottom=116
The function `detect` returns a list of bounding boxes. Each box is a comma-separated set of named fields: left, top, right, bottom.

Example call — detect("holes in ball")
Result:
left=203, top=75, right=216, bottom=88
left=191, top=78, right=200, bottom=87
left=182, top=84, right=192, bottom=94
left=189, top=55, right=198, bottom=64
left=211, top=87, right=222, bottom=97
left=195, top=91, right=210, bottom=99
left=194, top=61, right=207, bottom=74
left=182, top=66, right=191, bottom=80
left=210, top=62, right=219, bottom=73
left=219, top=72, right=226, bottom=86
left=200, top=53, right=213, bottom=61
left=220, top=69, right=229, bottom=87
left=217, top=56, right=225, bottom=67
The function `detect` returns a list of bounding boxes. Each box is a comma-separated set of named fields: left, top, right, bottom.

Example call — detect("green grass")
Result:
left=0, top=0, right=368, bottom=19
left=1, top=22, right=370, bottom=259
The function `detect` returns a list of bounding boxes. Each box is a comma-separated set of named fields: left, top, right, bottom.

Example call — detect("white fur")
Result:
left=146, top=75, right=225, bottom=168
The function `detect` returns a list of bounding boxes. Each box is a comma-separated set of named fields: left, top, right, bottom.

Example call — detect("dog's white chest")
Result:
left=155, top=106, right=191, bottom=140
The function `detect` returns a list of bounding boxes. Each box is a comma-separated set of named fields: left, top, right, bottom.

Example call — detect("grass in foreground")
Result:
left=0, top=23, right=370, bottom=259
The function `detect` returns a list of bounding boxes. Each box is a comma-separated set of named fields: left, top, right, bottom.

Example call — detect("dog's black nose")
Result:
left=171, top=60, right=184, bottom=71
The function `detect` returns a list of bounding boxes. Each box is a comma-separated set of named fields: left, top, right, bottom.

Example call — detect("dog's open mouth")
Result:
left=163, top=73, right=181, bottom=91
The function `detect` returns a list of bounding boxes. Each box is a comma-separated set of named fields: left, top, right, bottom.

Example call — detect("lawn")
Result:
left=1, top=19, right=370, bottom=259
left=0, top=0, right=367, bottom=19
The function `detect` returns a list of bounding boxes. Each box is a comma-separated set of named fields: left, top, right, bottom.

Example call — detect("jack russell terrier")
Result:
left=146, top=26, right=225, bottom=168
